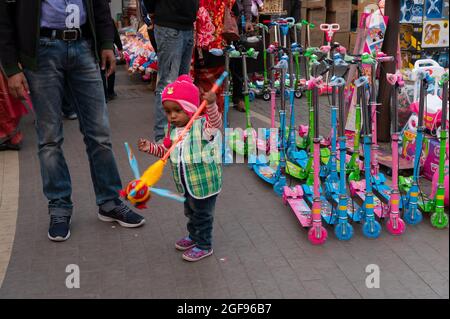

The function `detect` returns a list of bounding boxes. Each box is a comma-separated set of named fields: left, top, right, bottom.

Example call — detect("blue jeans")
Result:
left=184, top=193, right=218, bottom=250
left=24, top=38, right=122, bottom=217
left=153, top=25, right=194, bottom=141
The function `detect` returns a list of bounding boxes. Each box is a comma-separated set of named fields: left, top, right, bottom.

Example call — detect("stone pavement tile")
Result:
left=218, top=260, right=257, bottom=298
left=325, top=275, right=362, bottom=299
left=288, top=258, right=322, bottom=282
left=262, top=255, right=291, bottom=269
left=270, top=266, right=308, bottom=299
left=395, top=270, right=440, bottom=298
left=395, top=250, right=436, bottom=273
left=176, top=285, right=205, bottom=299
left=334, top=258, right=368, bottom=283
left=101, top=270, right=126, bottom=298
left=352, top=280, right=386, bottom=299
left=416, top=271, right=449, bottom=299
left=301, top=279, right=336, bottom=299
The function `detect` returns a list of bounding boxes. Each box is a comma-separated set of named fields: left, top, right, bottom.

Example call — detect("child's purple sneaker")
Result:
left=175, top=236, right=196, bottom=251
left=182, top=247, right=213, bottom=262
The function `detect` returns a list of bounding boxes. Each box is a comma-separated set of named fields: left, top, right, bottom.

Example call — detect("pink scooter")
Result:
left=385, top=72, right=406, bottom=235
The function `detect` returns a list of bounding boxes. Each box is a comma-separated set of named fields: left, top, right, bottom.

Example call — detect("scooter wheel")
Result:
left=362, top=220, right=382, bottom=239
left=263, top=92, right=271, bottom=101
left=335, top=223, right=354, bottom=241
left=430, top=213, right=449, bottom=229
left=403, top=210, right=423, bottom=225
left=295, top=90, right=303, bottom=99
left=386, top=217, right=406, bottom=235
left=308, top=226, right=328, bottom=245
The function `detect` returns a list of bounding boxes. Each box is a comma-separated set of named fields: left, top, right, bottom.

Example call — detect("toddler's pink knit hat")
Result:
left=161, top=75, right=200, bottom=148
left=162, top=75, right=200, bottom=117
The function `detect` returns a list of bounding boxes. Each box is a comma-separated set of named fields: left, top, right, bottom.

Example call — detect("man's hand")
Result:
left=245, top=22, right=254, bottom=33
left=101, top=49, right=116, bottom=77
left=8, top=72, right=30, bottom=100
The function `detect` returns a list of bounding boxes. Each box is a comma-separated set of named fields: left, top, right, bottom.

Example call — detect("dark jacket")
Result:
left=0, top=0, right=115, bottom=77
left=143, top=0, right=199, bottom=30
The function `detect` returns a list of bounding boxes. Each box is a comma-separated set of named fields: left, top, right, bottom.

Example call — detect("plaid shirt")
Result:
left=169, top=117, right=222, bottom=199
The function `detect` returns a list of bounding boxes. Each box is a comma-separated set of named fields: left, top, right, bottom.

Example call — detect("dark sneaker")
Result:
left=98, top=202, right=145, bottom=228
left=48, top=216, right=71, bottom=242
left=62, top=112, right=77, bottom=120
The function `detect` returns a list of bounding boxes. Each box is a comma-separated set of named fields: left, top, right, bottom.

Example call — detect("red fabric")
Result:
left=196, top=0, right=236, bottom=50
left=194, top=65, right=225, bottom=114
left=0, top=71, right=29, bottom=144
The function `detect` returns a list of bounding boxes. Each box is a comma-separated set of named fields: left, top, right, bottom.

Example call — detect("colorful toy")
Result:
left=324, top=76, right=354, bottom=240
left=120, top=142, right=186, bottom=209
left=419, top=74, right=449, bottom=228
left=383, top=72, right=407, bottom=235
left=349, top=76, right=382, bottom=238
left=399, top=70, right=429, bottom=225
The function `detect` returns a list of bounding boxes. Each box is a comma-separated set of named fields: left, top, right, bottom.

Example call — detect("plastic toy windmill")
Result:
left=129, top=72, right=229, bottom=197
left=120, top=142, right=186, bottom=209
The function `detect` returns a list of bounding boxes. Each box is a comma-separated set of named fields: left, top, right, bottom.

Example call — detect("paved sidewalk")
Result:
left=0, top=69, right=448, bottom=299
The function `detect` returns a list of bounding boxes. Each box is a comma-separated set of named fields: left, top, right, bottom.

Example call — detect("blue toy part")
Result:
left=273, top=175, right=287, bottom=196
left=403, top=207, right=423, bottom=225
left=362, top=219, right=382, bottom=238
left=425, top=0, right=444, bottom=19
left=335, top=222, right=354, bottom=241
left=249, top=90, right=256, bottom=102
left=149, top=187, right=186, bottom=202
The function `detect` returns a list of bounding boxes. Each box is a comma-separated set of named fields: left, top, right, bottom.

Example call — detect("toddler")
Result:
left=138, top=75, right=222, bottom=262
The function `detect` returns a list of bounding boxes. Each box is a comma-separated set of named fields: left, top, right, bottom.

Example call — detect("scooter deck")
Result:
left=301, top=184, right=334, bottom=225
left=286, top=197, right=313, bottom=228
left=326, top=190, right=361, bottom=223
left=350, top=186, right=385, bottom=222
left=253, top=162, right=278, bottom=185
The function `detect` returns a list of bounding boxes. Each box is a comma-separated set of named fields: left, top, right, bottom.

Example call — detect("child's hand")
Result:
left=203, top=90, right=217, bottom=106
left=138, top=138, right=151, bottom=153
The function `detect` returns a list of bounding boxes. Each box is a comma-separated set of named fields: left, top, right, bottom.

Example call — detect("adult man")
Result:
left=0, top=0, right=145, bottom=242
left=143, top=0, right=199, bottom=143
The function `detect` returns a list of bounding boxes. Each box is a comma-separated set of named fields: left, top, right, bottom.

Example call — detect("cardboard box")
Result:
left=327, top=10, right=352, bottom=31
left=349, top=31, right=358, bottom=51
left=303, top=0, right=326, bottom=9
left=326, top=0, right=352, bottom=12
left=309, top=29, right=325, bottom=47
left=332, top=31, right=350, bottom=47
left=307, top=8, right=327, bottom=25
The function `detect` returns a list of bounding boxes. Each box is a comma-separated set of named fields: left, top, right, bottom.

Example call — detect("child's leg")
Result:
left=185, top=194, right=218, bottom=250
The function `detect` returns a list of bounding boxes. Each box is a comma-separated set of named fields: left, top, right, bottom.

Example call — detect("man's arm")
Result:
left=0, top=0, right=21, bottom=77
left=92, top=0, right=116, bottom=77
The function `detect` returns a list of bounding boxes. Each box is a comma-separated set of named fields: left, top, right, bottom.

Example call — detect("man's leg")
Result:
left=179, top=29, right=194, bottom=76
left=66, top=39, right=145, bottom=228
left=65, top=39, right=122, bottom=206
left=24, top=38, right=73, bottom=218
left=153, top=25, right=185, bottom=142
left=24, top=38, right=73, bottom=241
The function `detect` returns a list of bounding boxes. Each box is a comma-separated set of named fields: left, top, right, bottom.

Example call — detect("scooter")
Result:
left=255, top=23, right=271, bottom=101
left=399, top=70, right=429, bottom=225
left=251, top=55, right=288, bottom=195
left=283, top=65, right=328, bottom=245
left=228, top=45, right=259, bottom=157
left=349, top=76, right=382, bottom=238
left=384, top=72, right=407, bottom=235
left=210, top=45, right=240, bottom=165
left=326, top=76, right=354, bottom=240
left=419, top=73, right=449, bottom=228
